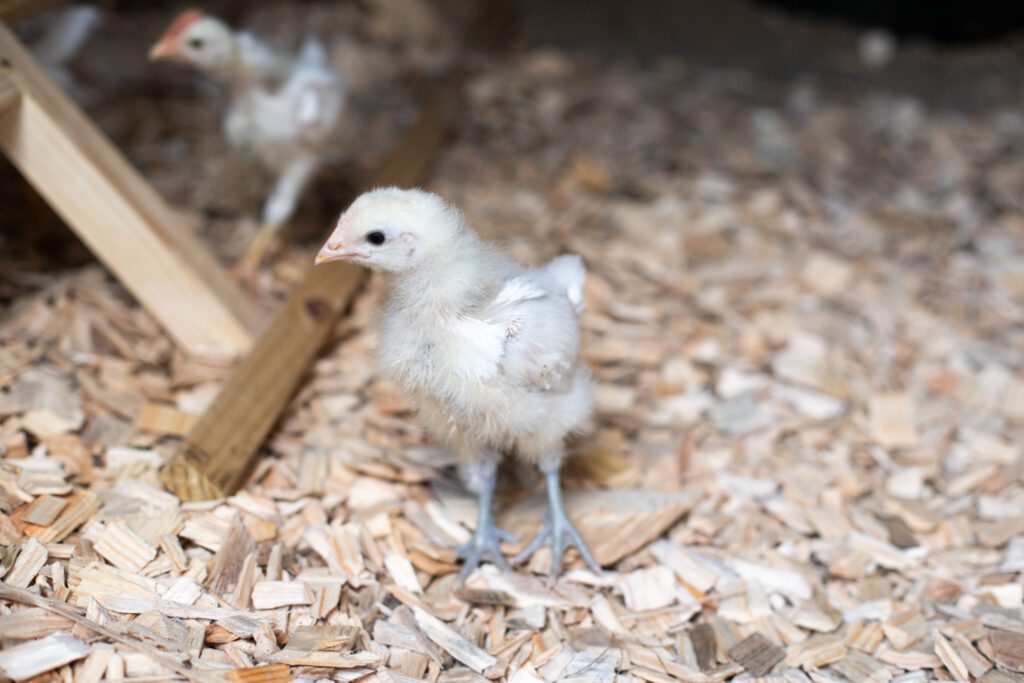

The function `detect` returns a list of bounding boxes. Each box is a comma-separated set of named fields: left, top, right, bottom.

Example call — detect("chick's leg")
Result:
left=456, top=456, right=515, bottom=584
left=236, top=222, right=282, bottom=284
left=236, top=156, right=319, bottom=281
left=512, top=462, right=601, bottom=577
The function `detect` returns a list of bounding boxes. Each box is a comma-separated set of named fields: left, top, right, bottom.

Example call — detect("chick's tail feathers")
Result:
left=544, top=254, right=586, bottom=314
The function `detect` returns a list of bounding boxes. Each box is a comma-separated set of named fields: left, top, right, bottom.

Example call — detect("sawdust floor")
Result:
left=3, top=3, right=1024, bottom=682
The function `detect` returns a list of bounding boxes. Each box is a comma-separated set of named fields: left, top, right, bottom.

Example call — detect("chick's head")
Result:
left=316, top=188, right=465, bottom=273
left=149, top=10, right=234, bottom=73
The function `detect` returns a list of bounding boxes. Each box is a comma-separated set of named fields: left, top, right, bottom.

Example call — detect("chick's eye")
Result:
left=188, top=37, right=205, bottom=49
left=366, top=231, right=386, bottom=246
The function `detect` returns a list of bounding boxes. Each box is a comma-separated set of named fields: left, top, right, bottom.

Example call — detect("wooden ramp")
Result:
left=0, top=18, right=261, bottom=360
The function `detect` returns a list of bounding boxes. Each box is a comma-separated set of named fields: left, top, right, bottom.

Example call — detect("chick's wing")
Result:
left=451, top=264, right=583, bottom=392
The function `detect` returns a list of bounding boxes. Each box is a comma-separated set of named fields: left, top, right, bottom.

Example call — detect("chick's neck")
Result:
left=387, top=232, right=501, bottom=318
left=211, top=33, right=288, bottom=90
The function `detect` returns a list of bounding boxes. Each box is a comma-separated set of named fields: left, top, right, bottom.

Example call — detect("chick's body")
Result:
left=379, top=247, right=594, bottom=469
left=223, top=36, right=343, bottom=175
left=317, top=189, right=601, bottom=579
left=150, top=10, right=345, bottom=276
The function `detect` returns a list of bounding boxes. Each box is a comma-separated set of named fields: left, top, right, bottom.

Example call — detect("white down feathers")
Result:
left=224, top=35, right=344, bottom=170
left=452, top=258, right=578, bottom=388
left=378, top=253, right=594, bottom=460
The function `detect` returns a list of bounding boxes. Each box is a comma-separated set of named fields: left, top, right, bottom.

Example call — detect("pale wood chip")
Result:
left=880, top=610, right=929, bottom=651
left=0, top=632, right=89, bottom=681
left=93, top=520, right=157, bottom=572
left=251, top=580, right=314, bottom=610
left=102, top=596, right=255, bottom=621
left=934, top=629, right=969, bottom=680
left=207, top=514, right=256, bottom=595
left=15, top=490, right=99, bottom=543
left=991, top=630, right=1024, bottom=672
left=413, top=605, right=497, bottom=672
left=874, top=647, right=943, bottom=669
left=800, top=253, right=853, bottom=297
left=73, top=643, right=115, bottom=683
left=231, top=551, right=259, bottom=610
left=71, top=561, right=162, bottom=606
left=303, top=522, right=365, bottom=580
left=374, top=610, right=445, bottom=663
left=286, top=624, right=361, bottom=652
left=6, top=537, right=48, bottom=588
left=0, top=607, right=72, bottom=639
left=785, top=633, right=848, bottom=668
left=385, top=549, right=423, bottom=594
left=159, top=532, right=189, bottom=575
left=216, top=615, right=265, bottom=639
left=619, top=565, right=678, bottom=611
left=868, top=392, right=918, bottom=449
left=949, top=631, right=992, bottom=678
left=264, top=649, right=381, bottom=668
left=590, top=595, right=627, bottom=634
left=134, top=402, right=198, bottom=436
left=225, top=663, right=291, bottom=682
left=831, top=649, right=892, bottom=683
left=649, top=540, right=720, bottom=593
left=163, top=575, right=204, bottom=605
left=20, top=494, right=68, bottom=526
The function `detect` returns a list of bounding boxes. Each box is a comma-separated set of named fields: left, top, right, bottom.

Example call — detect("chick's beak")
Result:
left=315, top=237, right=357, bottom=265
left=149, top=37, right=179, bottom=61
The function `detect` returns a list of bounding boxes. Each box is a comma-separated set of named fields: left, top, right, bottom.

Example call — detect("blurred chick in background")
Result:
left=17, top=4, right=102, bottom=100
left=316, top=188, right=602, bottom=582
left=150, top=9, right=345, bottom=281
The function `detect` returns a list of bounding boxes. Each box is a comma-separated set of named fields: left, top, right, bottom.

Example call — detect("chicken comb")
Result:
left=160, top=8, right=204, bottom=42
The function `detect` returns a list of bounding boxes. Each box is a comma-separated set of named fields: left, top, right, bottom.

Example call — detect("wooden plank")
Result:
left=0, top=21, right=262, bottom=360
left=0, top=67, right=19, bottom=112
left=0, top=0, right=64, bottom=22
left=161, top=71, right=462, bottom=501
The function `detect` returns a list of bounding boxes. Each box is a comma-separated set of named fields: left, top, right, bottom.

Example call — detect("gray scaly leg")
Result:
left=512, top=465, right=601, bottom=577
left=456, top=458, right=515, bottom=584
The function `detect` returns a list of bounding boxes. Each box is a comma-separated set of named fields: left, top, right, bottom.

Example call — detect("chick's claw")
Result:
left=512, top=508, right=600, bottom=577
left=456, top=522, right=516, bottom=584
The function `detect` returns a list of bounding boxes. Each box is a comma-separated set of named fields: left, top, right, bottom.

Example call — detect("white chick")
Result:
left=149, top=9, right=345, bottom=278
left=315, top=188, right=600, bottom=581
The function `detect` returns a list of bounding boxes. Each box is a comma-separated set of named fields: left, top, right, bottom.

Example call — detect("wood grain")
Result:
left=161, top=72, right=463, bottom=501
left=0, top=68, right=19, bottom=112
left=0, top=21, right=262, bottom=360
left=0, top=0, right=63, bottom=22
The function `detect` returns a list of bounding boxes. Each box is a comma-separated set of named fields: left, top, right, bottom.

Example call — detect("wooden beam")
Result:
left=161, top=72, right=462, bottom=501
left=0, top=21, right=262, bottom=360
left=0, top=0, right=63, bottom=22
left=0, top=66, right=19, bottom=111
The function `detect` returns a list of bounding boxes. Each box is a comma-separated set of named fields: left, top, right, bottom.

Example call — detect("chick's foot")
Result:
left=512, top=468, right=601, bottom=577
left=456, top=521, right=516, bottom=584
left=456, top=457, right=516, bottom=585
